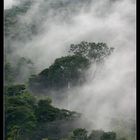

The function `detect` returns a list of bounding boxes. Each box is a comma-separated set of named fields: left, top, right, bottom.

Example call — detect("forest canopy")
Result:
left=28, top=41, right=114, bottom=93
left=4, top=0, right=135, bottom=139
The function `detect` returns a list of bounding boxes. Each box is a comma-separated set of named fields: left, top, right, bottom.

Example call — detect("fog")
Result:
left=5, top=0, right=136, bottom=139
left=4, top=0, right=19, bottom=9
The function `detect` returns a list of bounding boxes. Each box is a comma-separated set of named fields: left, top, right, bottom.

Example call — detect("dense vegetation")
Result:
left=5, top=85, right=127, bottom=140
left=29, top=55, right=89, bottom=92
left=5, top=84, right=127, bottom=140
left=5, top=84, right=80, bottom=140
left=4, top=39, right=128, bottom=140
left=28, top=41, right=113, bottom=94
left=4, top=1, right=129, bottom=140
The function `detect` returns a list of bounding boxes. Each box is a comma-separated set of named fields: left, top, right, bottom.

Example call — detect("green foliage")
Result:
left=5, top=85, right=37, bottom=140
left=69, top=41, right=114, bottom=62
left=118, top=138, right=127, bottom=140
left=5, top=84, right=80, bottom=140
left=47, top=55, right=89, bottom=87
left=5, top=84, right=125, bottom=140
left=29, top=55, right=90, bottom=92
left=35, top=99, right=79, bottom=122
left=4, top=0, right=128, bottom=140
left=31, top=119, right=78, bottom=140
left=5, top=84, right=26, bottom=96
left=88, top=130, right=104, bottom=140
left=35, top=100, right=58, bottom=122
left=29, top=41, right=114, bottom=93
left=70, top=128, right=88, bottom=140
left=64, top=129, right=122, bottom=140
left=5, top=99, right=37, bottom=140
left=19, top=92, right=37, bottom=107
left=100, top=132, right=116, bottom=140
left=59, top=109, right=80, bottom=120
left=38, top=98, right=52, bottom=106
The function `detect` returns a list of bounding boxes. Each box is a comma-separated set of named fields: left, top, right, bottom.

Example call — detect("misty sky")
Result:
left=4, top=0, right=136, bottom=139
left=4, top=0, right=18, bottom=9
left=4, top=0, right=13, bottom=9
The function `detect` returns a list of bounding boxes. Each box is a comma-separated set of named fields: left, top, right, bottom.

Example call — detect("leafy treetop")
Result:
left=69, top=41, right=114, bottom=62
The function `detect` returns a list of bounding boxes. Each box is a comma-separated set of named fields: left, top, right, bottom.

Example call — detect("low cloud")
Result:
left=5, top=0, right=136, bottom=139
